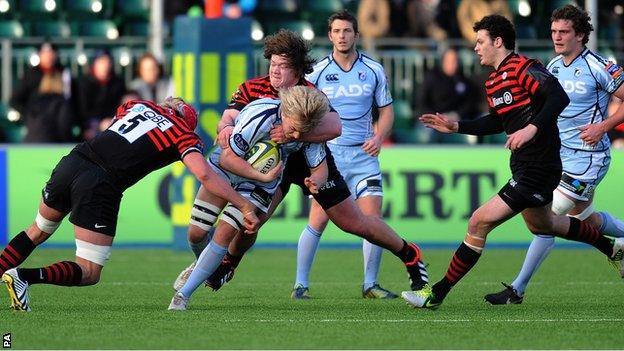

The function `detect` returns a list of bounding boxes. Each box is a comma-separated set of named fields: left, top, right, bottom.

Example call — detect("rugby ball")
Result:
left=244, top=140, right=281, bottom=174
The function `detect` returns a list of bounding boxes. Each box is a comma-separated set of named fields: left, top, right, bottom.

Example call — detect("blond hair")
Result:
left=279, top=86, right=329, bottom=134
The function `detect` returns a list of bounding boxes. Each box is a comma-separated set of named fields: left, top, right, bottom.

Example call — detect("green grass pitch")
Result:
left=1, top=247, right=622, bottom=349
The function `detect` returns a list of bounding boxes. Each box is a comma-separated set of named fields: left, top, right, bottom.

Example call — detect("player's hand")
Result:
left=241, top=203, right=259, bottom=234
left=259, top=161, right=284, bottom=183
left=505, top=124, right=537, bottom=151
left=217, top=125, right=234, bottom=148
left=303, top=177, right=321, bottom=194
left=419, top=113, right=459, bottom=133
left=579, top=123, right=606, bottom=146
left=270, top=125, right=292, bottom=144
left=362, top=135, right=383, bottom=157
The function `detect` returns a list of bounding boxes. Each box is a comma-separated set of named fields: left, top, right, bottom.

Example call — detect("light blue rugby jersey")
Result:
left=547, top=48, right=624, bottom=152
left=209, top=98, right=326, bottom=177
left=306, top=51, right=393, bottom=146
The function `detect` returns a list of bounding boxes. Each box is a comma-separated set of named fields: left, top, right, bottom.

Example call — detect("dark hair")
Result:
left=263, top=29, right=315, bottom=77
left=473, top=15, right=516, bottom=50
left=137, top=52, right=163, bottom=78
left=551, top=4, right=593, bottom=45
left=327, top=10, right=358, bottom=33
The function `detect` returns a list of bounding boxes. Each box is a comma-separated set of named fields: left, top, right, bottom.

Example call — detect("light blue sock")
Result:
left=598, top=212, right=624, bottom=238
left=189, top=229, right=212, bottom=259
left=294, top=225, right=322, bottom=288
left=511, top=235, right=555, bottom=295
left=179, top=241, right=227, bottom=298
left=362, top=240, right=383, bottom=290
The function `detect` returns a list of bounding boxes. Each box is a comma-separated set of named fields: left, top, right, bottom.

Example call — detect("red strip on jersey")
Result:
left=147, top=130, right=164, bottom=151
left=496, top=99, right=531, bottom=115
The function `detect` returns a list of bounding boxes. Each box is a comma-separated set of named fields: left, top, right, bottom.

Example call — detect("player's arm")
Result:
left=580, top=84, right=624, bottom=145
left=216, top=109, right=241, bottom=148
left=363, top=104, right=393, bottom=156
left=182, top=151, right=259, bottom=233
left=271, top=110, right=342, bottom=144
left=304, top=159, right=328, bottom=194
left=505, top=62, right=569, bottom=150
left=219, top=147, right=283, bottom=183
left=421, top=111, right=503, bottom=135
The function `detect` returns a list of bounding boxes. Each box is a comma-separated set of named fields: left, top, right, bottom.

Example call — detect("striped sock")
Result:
left=432, top=242, right=481, bottom=301
left=18, top=261, right=83, bottom=286
left=566, top=217, right=613, bottom=257
left=0, top=231, right=36, bottom=275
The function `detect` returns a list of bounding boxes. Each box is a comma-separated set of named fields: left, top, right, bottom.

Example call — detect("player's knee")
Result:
left=467, top=213, right=493, bottom=236
left=188, top=226, right=208, bottom=244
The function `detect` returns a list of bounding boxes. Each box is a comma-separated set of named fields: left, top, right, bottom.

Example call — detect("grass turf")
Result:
left=1, top=248, right=622, bottom=349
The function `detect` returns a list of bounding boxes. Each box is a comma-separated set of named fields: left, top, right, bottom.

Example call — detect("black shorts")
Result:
left=279, top=145, right=350, bottom=210
left=498, top=161, right=561, bottom=212
left=43, top=151, right=122, bottom=236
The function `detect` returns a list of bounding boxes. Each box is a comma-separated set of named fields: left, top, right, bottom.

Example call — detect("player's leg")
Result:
left=293, top=199, right=329, bottom=298
left=356, top=194, right=396, bottom=298
left=171, top=211, right=244, bottom=310
left=173, top=186, right=227, bottom=290
left=1, top=201, right=68, bottom=311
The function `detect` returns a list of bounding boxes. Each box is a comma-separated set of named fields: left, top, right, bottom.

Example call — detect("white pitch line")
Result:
left=220, top=318, right=624, bottom=323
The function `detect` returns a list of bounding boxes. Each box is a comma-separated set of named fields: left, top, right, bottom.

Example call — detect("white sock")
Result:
left=179, top=241, right=227, bottom=298
left=362, top=240, right=383, bottom=290
left=511, top=235, right=555, bottom=295
left=598, top=212, right=624, bottom=238
left=294, top=225, right=322, bottom=288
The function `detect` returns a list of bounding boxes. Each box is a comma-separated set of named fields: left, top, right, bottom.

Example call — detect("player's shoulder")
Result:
left=546, top=55, right=563, bottom=70
left=583, top=49, right=610, bottom=67
left=359, top=52, right=385, bottom=72
left=312, top=55, right=332, bottom=71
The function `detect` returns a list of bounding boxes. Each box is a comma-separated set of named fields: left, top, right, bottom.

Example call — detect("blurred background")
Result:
left=0, top=0, right=622, bottom=146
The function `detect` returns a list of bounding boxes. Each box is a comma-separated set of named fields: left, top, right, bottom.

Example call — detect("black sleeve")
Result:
left=524, top=63, right=570, bottom=129
left=457, top=113, right=504, bottom=135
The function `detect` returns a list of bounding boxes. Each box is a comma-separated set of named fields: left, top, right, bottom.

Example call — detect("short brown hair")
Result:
left=328, top=10, right=358, bottom=33
left=263, top=29, right=315, bottom=77
left=551, top=4, right=593, bottom=45
left=279, top=86, right=329, bottom=134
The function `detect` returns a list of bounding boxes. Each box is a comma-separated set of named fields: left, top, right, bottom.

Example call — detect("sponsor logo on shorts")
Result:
left=94, top=223, right=107, bottom=229
left=319, top=180, right=336, bottom=191
left=3, top=333, right=11, bottom=348
left=233, top=133, right=249, bottom=152
left=532, top=193, right=545, bottom=202
left=509, top=179, right=517, bottom=187
left=366, top=179, right=382, bottom=192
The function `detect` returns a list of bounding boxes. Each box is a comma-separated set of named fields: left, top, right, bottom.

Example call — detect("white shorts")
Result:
left=207, top=157, right=278, bottom=213
left=558, top=147, right=611, bottom=201
left=328, top=143, right=382, bottom=199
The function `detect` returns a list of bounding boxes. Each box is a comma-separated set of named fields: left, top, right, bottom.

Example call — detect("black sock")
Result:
left=224, top=251, right=243, bottom=268
left=394, top=240, right=418, bottom=264
left=0, top=231, right=36, bottom=275
left=432, top=242, right=481, bottom=301
left=18, top=261, right=83, bottom=286
left=567, top=218, right=613, bottom=257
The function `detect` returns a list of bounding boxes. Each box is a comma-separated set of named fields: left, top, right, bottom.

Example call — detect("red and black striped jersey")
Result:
left=485, top=53, right=561, bottom=163
left=74, top=100, right=204, bottom=190
left=228, top=75, right=315, bottom=110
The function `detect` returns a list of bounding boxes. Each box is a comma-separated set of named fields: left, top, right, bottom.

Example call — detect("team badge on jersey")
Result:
left=552, top=66, right=559, bottom=74
left=233, top=133, right=249, bottom=151
left=574, top=68, right=582, bottom=77
left=358, top=71, right=366, bottom=81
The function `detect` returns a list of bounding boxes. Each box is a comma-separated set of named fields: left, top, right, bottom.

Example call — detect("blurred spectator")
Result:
left=77, top=49, right=125, bottom=141
left=607, top=96, right=624, bottom=149
left=165, top=0, right=203, bottom=22
left=223, top=0, right=257, bottom=18
left=388, top=0, right=409, bottom=37
left=9, top=41, right=76, bottom=143
left=457, top=0, right=511, bottom=42
left=405, top=0, right=447, bottom=40
left=416, top=48, right=481, bottom=142
left=129, top=53, right=174, bottom=103
left=357, top=0, right=390, bottom=52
